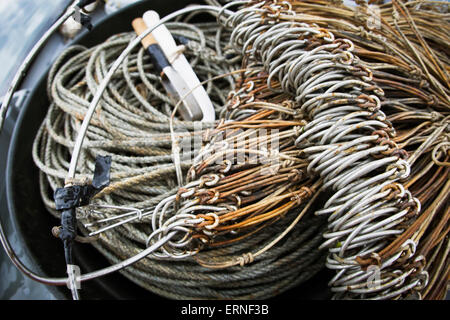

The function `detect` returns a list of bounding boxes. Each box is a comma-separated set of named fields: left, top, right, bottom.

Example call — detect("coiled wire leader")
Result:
left=224, top=0, right=429, bottom=299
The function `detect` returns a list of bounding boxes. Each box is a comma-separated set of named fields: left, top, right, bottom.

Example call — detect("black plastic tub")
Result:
left=5, top=0, right=333, bottom=300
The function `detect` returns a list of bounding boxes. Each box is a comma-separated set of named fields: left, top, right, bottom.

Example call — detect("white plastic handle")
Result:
left=142, top=10, right=216, bottom=122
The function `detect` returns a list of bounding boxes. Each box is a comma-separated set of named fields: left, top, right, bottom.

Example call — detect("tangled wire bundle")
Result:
left=223, top=0, right=449, bottom=299
left=289, top=0, right=450, bottom=300
left=32, top=0, right=449, bottom=300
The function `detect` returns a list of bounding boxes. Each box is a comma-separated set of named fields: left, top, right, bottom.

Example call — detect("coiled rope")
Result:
left=33, top=17, right=327, bottom=299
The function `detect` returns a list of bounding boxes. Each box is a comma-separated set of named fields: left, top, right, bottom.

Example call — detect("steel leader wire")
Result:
left=219, top=0, right=448, bottom=299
